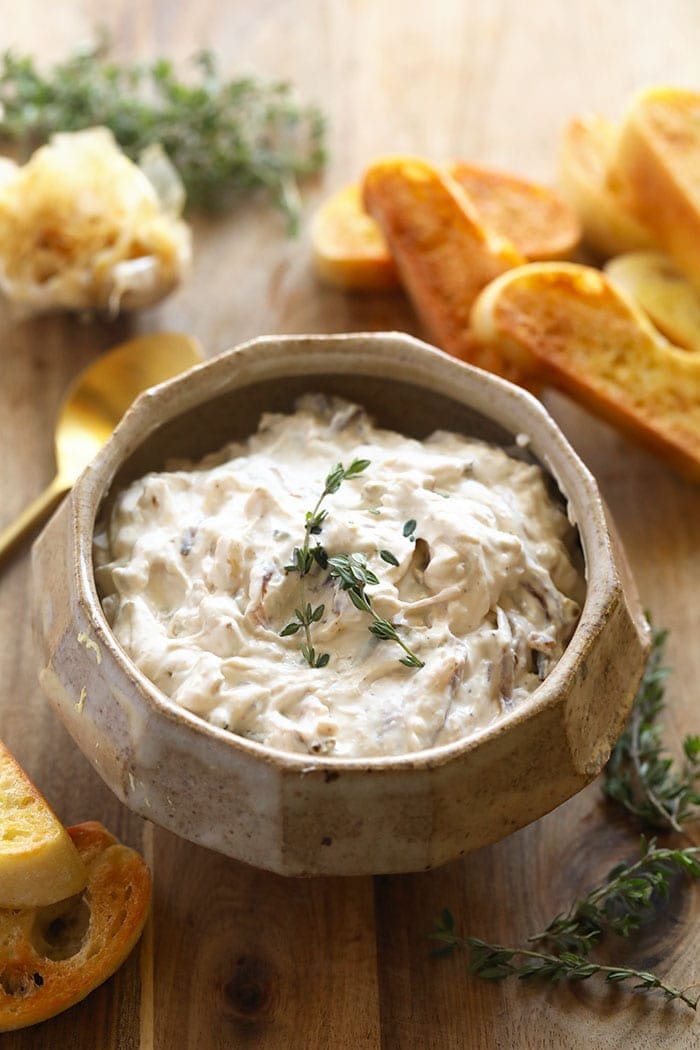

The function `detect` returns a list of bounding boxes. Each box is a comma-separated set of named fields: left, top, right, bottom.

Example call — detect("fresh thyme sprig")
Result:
left=327, top=553, right=424, bottom=668
left=604, top=624, right=700, bottom=832
left=281, top=459, right=424, bottom=669
left=0, top=42, right=326, bottom=231
left=433, top=925, right=699, bottom=1009
left=528, top=837, right=700, bottom=953
left=282, top=458, right=369, bottom=667
left=430, top=838, right=700, bottom=1010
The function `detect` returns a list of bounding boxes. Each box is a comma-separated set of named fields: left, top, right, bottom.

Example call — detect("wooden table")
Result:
left=1, top=2, right=699, bottom=1047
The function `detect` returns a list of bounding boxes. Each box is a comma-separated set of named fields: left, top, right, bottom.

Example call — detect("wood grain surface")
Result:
left=1, top=2, right=699, bottom=1047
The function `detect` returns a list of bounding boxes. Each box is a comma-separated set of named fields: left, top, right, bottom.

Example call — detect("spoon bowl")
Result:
left=54, top=333, right=204, bottom=484
left=0, top=332, right=203, bottom=565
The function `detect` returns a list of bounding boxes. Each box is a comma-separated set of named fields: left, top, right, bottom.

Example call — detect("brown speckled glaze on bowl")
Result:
left=32, top=333, right=650, bottom=876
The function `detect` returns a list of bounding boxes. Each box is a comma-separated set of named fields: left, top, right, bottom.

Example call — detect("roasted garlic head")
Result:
left=0, top=127, right=191, bottom=315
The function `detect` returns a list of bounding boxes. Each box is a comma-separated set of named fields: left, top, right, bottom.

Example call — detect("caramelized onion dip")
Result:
left=94, top=396, right=584, bottom=758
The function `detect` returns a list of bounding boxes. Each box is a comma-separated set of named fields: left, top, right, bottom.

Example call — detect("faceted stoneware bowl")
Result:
left=32, top=332, right=650, bottom=876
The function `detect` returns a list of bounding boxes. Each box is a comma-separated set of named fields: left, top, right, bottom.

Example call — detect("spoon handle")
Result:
left=0, top=476, right=69, bottom=567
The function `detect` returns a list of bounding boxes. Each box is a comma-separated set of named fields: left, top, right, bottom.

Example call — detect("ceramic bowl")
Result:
left=32, top=333, right=650, bottom=876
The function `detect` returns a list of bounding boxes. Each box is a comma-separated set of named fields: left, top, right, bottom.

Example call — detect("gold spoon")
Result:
left=0, top=332, right=203, bottom=565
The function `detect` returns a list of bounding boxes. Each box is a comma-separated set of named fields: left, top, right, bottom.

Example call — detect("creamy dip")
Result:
left=94, top=395, right=584, bottom=758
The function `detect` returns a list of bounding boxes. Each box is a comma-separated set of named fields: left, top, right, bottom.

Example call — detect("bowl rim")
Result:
left=72, top=331, right=617, bottom=773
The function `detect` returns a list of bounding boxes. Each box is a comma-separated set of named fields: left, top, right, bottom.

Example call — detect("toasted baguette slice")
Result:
left=312, top=167, right=580, bottom=292
left=0, top=740, right=86, bottom=908
left=471, top=262, right=700, bottom=481
left=311, top=183, right=400, bottom=292
left=605, top=251, right=700, bottom=352
left=559, top=114, right=655, bottom=258
left=362, top=156, right=528, bottom=381
left=448, top=163, right=581, bottom=261
left=0, top=821, right=151, bottom=1032
left=612, top=86, right=700, bottom=288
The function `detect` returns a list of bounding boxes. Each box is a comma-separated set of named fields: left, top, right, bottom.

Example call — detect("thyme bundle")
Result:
left=0, top=42, right=326, bottom=231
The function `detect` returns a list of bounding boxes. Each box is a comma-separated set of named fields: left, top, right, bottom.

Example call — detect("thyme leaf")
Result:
left=402, top=518, right=417, bottom=541
left=380, top=549, right=399, bottom=566
left=430, top=839, right=700, bottom=1010
left=0, top=41, right=326, bottom=232
left=604, top=623, right=700, bottom=831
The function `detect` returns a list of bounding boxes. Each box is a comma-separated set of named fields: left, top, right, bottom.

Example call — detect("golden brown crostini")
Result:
left=362, top=156, right=527, bottom=382
left=471, top=261, right=700, bottom=481
left=0, top=822, right=151, bottom=1032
